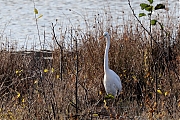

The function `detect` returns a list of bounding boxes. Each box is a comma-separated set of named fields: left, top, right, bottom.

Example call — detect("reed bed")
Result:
left=0, top=6, right=180, bottom=119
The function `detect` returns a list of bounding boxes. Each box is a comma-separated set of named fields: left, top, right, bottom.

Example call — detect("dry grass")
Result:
left=0, top=9, right=180, bottom=120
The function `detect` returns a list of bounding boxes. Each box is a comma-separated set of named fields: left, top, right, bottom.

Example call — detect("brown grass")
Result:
left=0, top=10, right=180, bottom=119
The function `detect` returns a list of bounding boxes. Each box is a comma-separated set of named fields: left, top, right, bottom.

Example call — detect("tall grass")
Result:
left=0, top=6, right=180, bottom=119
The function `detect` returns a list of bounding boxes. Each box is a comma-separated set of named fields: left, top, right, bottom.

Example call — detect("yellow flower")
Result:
left=44, top=69, right=48, bottom=73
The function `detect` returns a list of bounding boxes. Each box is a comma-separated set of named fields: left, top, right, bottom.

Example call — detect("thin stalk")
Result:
left=75, top=37, right=79, bottom=118
left=33, top=0, right=42, bottom=49
left=149, top=11, right=152, bottom=48
left=51, top=22, right=63, bottom=81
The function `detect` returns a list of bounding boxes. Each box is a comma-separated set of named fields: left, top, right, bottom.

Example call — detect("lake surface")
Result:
left=0, top=0, right=179, bottom=50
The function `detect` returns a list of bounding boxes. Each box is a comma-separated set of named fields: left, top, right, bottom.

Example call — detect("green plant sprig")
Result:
left=139, top=0, right=165, bottom=26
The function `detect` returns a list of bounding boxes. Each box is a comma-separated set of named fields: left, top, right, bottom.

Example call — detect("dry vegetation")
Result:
left=0, top=5, right=180, bottom=120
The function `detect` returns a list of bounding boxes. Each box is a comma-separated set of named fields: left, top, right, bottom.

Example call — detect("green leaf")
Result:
left=105, top=94, right=114, bottom=99
left=148, top=0, right=153, bottom=4
left=37, top=14, right=43, bottom=19
left=145, top=6, right=153, bottom=12
left=34, top=8, right=38, bottom=14
left=139, top=13, right=146, bottom=17
left=140, top=3, right=150, bottom=10
left=155, top=4, right=165, bottom=10
left=93, top=114, right=99, bottom=117
left=150, top=19, right=157, bottom=25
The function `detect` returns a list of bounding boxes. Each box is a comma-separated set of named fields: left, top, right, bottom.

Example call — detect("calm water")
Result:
left=0, top=0, right=179, bottom=50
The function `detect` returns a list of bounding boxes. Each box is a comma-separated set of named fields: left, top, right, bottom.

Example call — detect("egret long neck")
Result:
left=104, top=35, right=110, bottom=72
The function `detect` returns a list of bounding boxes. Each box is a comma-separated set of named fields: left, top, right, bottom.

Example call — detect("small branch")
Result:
left=51, top=22, right=63, bottom=50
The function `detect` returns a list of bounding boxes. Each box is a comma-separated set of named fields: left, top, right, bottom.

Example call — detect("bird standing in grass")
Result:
left=99, top=32, right=122, bottom=97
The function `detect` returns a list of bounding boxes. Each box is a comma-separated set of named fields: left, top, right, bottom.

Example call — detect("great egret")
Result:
left=99, top=32, right=122, bottom=97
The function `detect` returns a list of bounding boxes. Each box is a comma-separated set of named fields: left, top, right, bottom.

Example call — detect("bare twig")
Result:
left=51, top=22, right=63, bottom=82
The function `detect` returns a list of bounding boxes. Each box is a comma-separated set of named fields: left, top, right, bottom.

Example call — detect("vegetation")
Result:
left=0, top=0, right=180, bottom=119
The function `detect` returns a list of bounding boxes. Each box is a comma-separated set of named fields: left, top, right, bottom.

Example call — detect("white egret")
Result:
left=99, top=32, right=122, bottom=97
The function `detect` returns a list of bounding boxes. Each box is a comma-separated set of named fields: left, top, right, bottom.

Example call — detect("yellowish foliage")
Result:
left=157, top=89, right=162, bottom=94
left=15, top=70, right=19, bottom=74
left=22, top=98, right=25, bottom=103
left=15, top=70, right=23, bottom=74
left=103, top=100, right=106, bottom=106
left=132, top=75, right=138, bottom=82
left=34, top=8, right=38, bottom=14
left=34, top=80, right=38, bottom=84
left=164, top=91, right=169, bottom=96
left=56, top=75, right=60, bottom=79
left=37, top=14, right=43, bottom=19
left=44, top=69, right=48, bottom=73
left=93, top=114, right=98, bottom=117
left=144, top=72, right=150, bottom=78
left=51, top=68, right=54, bottom=73
left=99, top=91, right=102, bottom=95
left=15, top=91, right=20, bottom=98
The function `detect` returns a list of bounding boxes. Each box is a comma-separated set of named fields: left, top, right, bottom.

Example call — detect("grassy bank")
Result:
left=0, top=6, right=180, bottom=120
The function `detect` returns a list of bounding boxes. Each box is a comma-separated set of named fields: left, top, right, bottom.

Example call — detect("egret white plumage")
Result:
left=99, top=32, right=122, bottom=97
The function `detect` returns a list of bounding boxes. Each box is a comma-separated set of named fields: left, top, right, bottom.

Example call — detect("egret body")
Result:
left=99, top=32, right=122, bottom=97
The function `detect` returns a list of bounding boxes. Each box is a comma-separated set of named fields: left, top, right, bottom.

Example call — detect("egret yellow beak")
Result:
left=99, top=35, right=104, bottom=40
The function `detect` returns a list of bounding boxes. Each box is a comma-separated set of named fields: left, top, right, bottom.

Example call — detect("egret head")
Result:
left=103, top=32, right=109, bottom=37
left=99, top=32, right=110, bottom=40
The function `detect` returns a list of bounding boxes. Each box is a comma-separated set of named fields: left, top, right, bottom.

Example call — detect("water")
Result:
left=0, top=0, right=179, bottom=50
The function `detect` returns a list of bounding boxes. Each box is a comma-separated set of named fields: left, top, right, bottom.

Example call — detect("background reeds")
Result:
left=0, top=4, right=180, bottom=119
